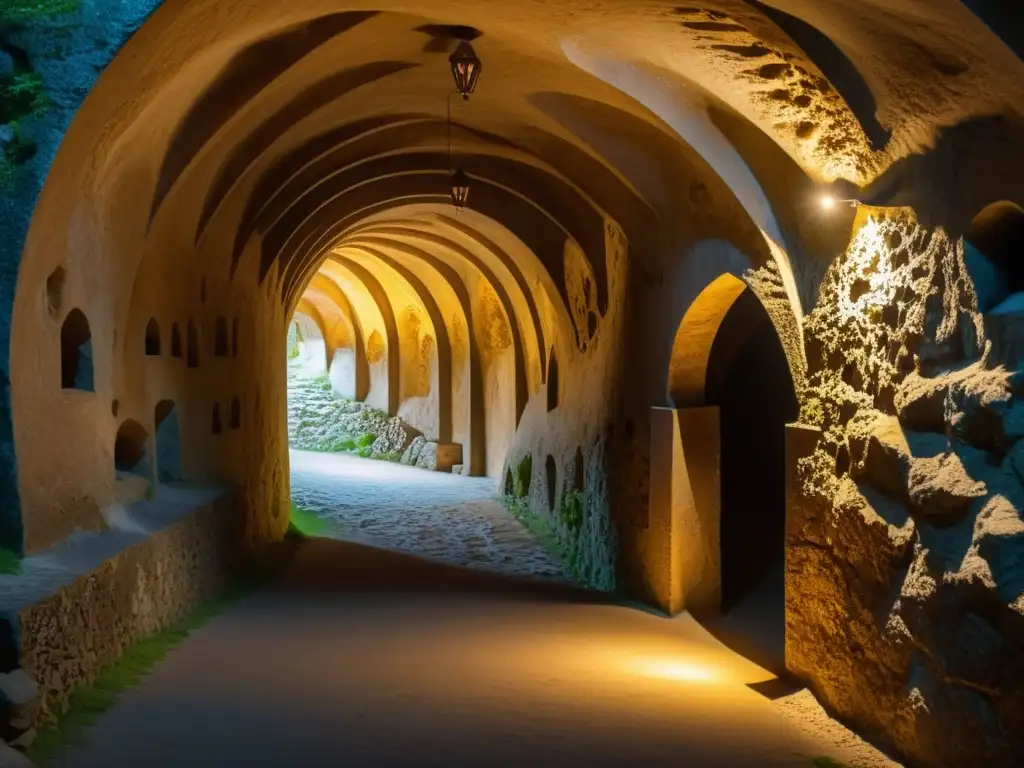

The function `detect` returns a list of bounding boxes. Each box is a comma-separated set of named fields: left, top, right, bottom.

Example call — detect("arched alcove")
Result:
left=230, top=396, right=241, bottom=430
left=214, top=316, right=229, bottom=357
left=212, top=403, right=223, bottom=435
left=171, top=322, right=183, bottom=358
left=545, top=454, right=557, bottom=512
left=154, top=400, right=182, bottom=482
left=667, top=273, right=748, bottom=407
left=187, top=320, right=199, bottom=368
left=46, top=266, right=66, bottom=317
left=60, top=308, right=94, bottom=391
left=663, top=278, right=798, bottom=675
left=114, top=419, right=150, bottom=479
left=145, top=318, right=161, bottom=356
left=547, top=348, right=559, bottom=411
left=964, top=201, right=1024, bottom=313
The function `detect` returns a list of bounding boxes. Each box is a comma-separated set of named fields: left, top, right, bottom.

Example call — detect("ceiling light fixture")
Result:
left=449, top=40, right=482, bottom=100
left=449, top=168, right=470, bottom=211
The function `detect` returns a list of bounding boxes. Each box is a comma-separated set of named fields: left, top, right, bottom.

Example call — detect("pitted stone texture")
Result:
left=795, top=212, right=1024, bottom=766
left=15, top=494, right=244, bottom=729
left=289, top=450, right=567, bottom=581
left=371, top=418, right=421, bottom=457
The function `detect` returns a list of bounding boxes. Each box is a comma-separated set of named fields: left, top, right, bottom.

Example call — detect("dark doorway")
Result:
left=703, top=288, right=797, bottom=671
left=155, top=400, right=183, bottom=482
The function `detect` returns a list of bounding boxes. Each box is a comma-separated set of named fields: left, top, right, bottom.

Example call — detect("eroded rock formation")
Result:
left=791, top=211, right=1024, bottom=765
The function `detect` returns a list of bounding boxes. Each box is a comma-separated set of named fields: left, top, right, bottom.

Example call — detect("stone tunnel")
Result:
left=1, top=1, right=1024, bottom=766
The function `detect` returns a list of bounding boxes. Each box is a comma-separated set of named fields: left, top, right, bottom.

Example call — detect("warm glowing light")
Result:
left=821, top=194, right=837, bottom=210
left=632, top=658, right=717, bottom=683
left=450, top=168, right=470, bottom=211
left=449, top=41, right=482, bottom=100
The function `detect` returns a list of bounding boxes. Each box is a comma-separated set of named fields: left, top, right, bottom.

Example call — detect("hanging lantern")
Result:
left=450, top=168, right=470, bottom=210
left=449, top=41, right=482, bottom=100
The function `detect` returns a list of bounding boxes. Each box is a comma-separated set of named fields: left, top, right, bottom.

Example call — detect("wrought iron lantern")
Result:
left=449, top=41, right=482, bottom=100
left=449, top=168, right=470, bottom=210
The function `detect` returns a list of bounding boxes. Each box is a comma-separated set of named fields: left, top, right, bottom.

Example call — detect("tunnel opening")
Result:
left=704, top=287, right=797, bottom=672
left=155, top=400, right=182, bottom=482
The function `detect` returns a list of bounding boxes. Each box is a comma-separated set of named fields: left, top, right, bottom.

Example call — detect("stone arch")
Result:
left=154, top=400, right=182, bottom=482
left=654, top=273, right=798, bottom=674
left=572, top=446, right=585, bottom=493
left=145, top=317, right=161, bottom=356
left=545, top=454, right=557, bottom=512
left=667, top=273, right=748, bottom=408
left=114, top=418, right=150, bottom=479
left=547, top=348, right=559, bottom=411
left=60, top=308, right=94, bottom=391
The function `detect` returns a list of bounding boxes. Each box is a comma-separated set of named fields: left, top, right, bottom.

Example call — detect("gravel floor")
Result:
left=289, top=449, right=569, bottom=581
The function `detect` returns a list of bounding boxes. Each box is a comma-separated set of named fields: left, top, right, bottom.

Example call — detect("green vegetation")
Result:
left=288, top=501, right=345, bottom=539
left=0, top=0, right=80, bottom=25
left=28, top=560, right=275, bottom=765
left=0, top=1, right=82, bottom=186
left=512, top=453, right=532, bottom=498
left=0, top=546, right=20, bottom=574
left=558, top=488, right=584, bottom=534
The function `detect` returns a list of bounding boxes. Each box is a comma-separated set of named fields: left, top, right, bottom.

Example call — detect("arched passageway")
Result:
left=657, top=272, right=798, bottom=673
left=704, top=287, right=798, bottom=671
left=6, top=1, right=1024, bottom=764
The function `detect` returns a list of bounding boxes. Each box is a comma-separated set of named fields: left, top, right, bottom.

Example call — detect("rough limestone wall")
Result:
left=501, top=221, right=627, bottom=591
left=15, top=492, right=245, bottom=728
left=0, top=1, right=163, bottom=552
left=789, top=210, right=1024, bottom=766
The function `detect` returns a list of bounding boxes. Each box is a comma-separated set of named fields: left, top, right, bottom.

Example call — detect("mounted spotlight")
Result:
left=821, top=194, right=858, bottom=211
left=450, top=168, right=470, bottom=211
left=449, top=41, right=482, bottom=100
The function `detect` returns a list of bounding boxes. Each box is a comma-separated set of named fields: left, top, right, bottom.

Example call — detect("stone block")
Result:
left=433, top=443, right=462, bottom=472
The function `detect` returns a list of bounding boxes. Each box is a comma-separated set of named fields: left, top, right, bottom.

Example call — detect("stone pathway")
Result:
left=289, top=450, right=568, bottom=581
left=55, top=537, right=865, bottom=768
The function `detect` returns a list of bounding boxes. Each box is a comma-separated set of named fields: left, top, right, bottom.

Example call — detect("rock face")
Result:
left=370, top=418, right=421, bottom=457
left=287, top=364, right=420, bottom=460
left=791, top=213, right=1024, bottom=767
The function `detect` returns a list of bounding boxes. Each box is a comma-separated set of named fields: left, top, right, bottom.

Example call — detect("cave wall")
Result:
left=789, top=208, right=1024, bottom=766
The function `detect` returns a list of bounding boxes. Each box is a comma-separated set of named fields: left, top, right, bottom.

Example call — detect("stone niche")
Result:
left=788, top=211, right=1024, bottom=767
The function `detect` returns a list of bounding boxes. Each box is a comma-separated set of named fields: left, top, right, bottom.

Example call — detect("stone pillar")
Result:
left=784, top=422, right=822, bottom=674
left=645, top=405, right=720, bottom=615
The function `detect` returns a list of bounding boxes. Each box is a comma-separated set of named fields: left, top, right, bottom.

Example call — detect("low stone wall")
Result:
left=13, top=491, right=246, bottom=728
